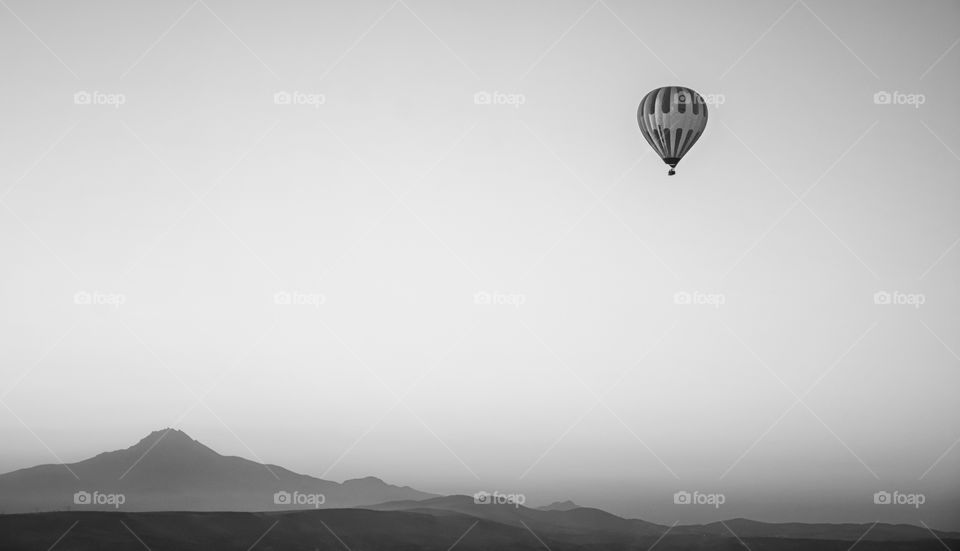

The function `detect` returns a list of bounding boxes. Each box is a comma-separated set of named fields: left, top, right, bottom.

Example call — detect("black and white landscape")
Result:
left=1, top=0, right=959, bottom=549
left=2, top=430, right=959, bottom=549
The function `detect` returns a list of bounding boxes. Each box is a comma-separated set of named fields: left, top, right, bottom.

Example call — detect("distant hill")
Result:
left=673, top=518, right=960, bottom=542
left=1, top=510, right=958, bottom=551
left=366, top=494, right=664, bottom=543
left=538, top=500, right=581, bottom=511
left=367, top=496, right=960, bottom=544
left=0, top=429, right=436, bottom=513
left=2, top=429, right=958, bottom=547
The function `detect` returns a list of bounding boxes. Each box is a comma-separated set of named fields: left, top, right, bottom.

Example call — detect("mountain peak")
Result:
left=130, top=428, right=203, bottom=451
left=538, top=500, right=581, bottom=511
left=0, top=429, right=437, bottom=512
left=343, top=476, right=386, bottom=485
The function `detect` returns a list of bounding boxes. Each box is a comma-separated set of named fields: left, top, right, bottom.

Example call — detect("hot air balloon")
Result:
left=637, top=86, right=708, bottom=175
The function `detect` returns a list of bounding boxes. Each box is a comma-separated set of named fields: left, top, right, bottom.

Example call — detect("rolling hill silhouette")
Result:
left=2, top=510, right=957, bottom=551
left=539, top=499, right=581, bottom=511
left=2, top=429, right=958, bottom=550
left=0, top=428, right=435, bottom=512
left=366, top=496, right=960, bottom=543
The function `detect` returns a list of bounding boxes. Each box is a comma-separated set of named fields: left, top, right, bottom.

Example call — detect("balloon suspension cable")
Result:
left=668, top=168, right=676, bottom=176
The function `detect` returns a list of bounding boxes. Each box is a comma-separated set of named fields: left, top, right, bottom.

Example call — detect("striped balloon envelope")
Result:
left=637, top=86, right=708, bottom=175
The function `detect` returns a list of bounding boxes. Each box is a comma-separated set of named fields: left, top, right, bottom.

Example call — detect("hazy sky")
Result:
left=1, top=0, right=958, bottom=529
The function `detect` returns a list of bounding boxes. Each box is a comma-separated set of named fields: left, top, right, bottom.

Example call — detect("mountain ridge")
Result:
left=0, top=428, right=436, bottom=513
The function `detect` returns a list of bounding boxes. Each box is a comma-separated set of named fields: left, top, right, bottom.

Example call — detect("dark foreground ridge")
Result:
left=1, top=509, right=958, bottom=551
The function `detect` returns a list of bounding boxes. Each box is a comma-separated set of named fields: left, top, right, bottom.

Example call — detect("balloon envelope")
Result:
left=637, top=86, right=708, bottom=175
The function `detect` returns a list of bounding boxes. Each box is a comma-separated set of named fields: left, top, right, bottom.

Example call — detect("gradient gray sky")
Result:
left=1, top=0, right=958, bottom=529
